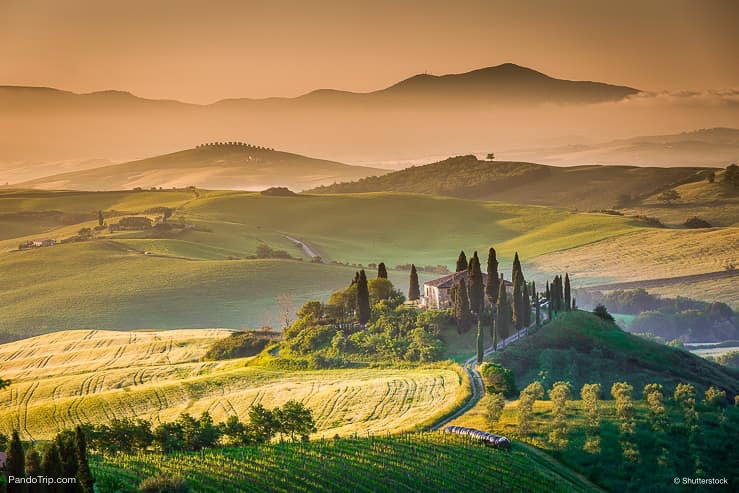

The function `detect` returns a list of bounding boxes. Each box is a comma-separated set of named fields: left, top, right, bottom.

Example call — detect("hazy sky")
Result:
left=1, top=0, right=737, bottom=103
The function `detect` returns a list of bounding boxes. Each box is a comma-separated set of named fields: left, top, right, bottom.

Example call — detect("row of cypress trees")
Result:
left=4, top=426, right=94, bottom=493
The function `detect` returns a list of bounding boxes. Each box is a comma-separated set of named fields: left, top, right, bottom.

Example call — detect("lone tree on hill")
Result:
left=356, top=270, right=371, bottom=325
left=564, top=273, right=572, bottom=312
left=467, top=252, right=485, bottom=317
left=485, top=247, right=499, bottom=307
left=408, top=265, right=420, bottom=301
left=657, top=189, right=681, bottom=205
left=456, top=251, right=468, bottom=272
left=377, top=262, right=388, bottom=279
left=593, top=304, right=614, bottom=322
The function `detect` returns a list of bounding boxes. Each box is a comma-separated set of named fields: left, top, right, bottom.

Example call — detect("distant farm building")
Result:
left=421, top=271, right=512, bottom=309
left=32, top=239, right=56, bottom=248
left=110, top=216, right=153, bottom=232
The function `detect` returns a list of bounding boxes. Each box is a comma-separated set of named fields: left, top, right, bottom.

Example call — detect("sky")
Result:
left=1, top=0, right=738, bottom=104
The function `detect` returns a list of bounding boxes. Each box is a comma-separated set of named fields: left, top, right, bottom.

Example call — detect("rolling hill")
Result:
left=501, top=127, right=739, bottom=167
left=0, top=329, right=464, bottom=440
left=310, top=155, right=715, bottom=210
left=494, top=311, right=739, bottom=394
left=13, top=143, right=385, bottom=191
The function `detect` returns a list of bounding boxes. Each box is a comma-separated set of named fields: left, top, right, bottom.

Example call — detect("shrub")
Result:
left=592, top=304, right=614, bottom=322
left=684, top=217, right=712, bottom=228
left=139, top=473, right=189, bottom=493
left=204, top=332, right=273, bottom=360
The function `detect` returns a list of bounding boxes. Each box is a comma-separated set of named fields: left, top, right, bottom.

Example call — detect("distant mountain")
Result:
left=14, top=143, right=385, bottom=191
left=310, top=155, right=714, bottom=209
left=0, top=64, right=646, bottom=166
left=214, top=63, right=639, bottom=107
left=501, top=127, right=739, bottom=167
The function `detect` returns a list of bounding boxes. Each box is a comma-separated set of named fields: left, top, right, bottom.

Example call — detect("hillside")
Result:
left=501, top=127, right=739, bottom=167
left=494, top=311, right=739, bottom=394
left=92, top=433, right=595, bottom=493
left=3, top=187, right=733, bottom=335
left=13, top=143, right=385, bottom=191
left=310, top=155, right=715, bottom=210
left=0, top=330, right=463, bottom=440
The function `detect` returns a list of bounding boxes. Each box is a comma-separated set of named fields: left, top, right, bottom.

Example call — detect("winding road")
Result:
left=283, top=234, right=321, bottom=259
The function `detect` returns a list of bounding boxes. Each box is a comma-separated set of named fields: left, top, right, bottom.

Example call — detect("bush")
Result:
left=204, top=332, right=274, bottom=360
left=139, top=473, right=189, bottom=493
left=684, top=217, right=712, bottom=228
left=593, top=305, right=614, bottom=322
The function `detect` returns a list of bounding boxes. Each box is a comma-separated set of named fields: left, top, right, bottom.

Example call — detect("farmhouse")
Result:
left=32, top=239, right=56, bottom=248
left=421, top=271, right=513, bottom=309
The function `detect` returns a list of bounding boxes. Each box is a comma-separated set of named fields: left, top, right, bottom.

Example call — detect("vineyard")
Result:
left=0, top=330, right=463, bottom=439
left=91, top=432, right=595, bottom=492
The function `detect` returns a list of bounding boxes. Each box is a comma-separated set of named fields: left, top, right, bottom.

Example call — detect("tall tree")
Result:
left=7, top=430, right=26, bottom=493
left=408, top=265, right=420, bottom=301
left=467, top=252, right=484, bottom=317
left=522, top=282, right=532, bottom=326
left=531, top=281, right=540, bottom=327
left=485, top=247, right=499, bottom=306
left=97, top=210, right=104, bottom=227
left=564, top=273, right=572, bottom=312
left=75, top=426, right=95, bottom=493
left=356, top=270, right=371, bottom=325
left=512, top=271, right=523, bottom=331
left=495, top=281, right=511, bottom=342
left=512, top=252, right=522, bottom=283
left=42, top=444, right=64, bottom=493
left=558, top=275, right=565, bottom=311
left=545, top=280, right=550, bottom=302
left=56, top=432, right=81, bottom=493
left=455, top=251, right=468, bottom=272
left=453, top=278, right=471, bottom=332
left=476, top=320, right=484, bottom=364
left=377, top=262, right=388, bottom=279
left=25, top=446, right=44, bottom=493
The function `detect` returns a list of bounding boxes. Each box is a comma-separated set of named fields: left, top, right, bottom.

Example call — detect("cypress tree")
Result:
left=467, top=252, right=484, bottom=317
left=42, top=443, right=64, bottom=493
left=75, top=426, right=94, bottom=493
left=564, top=273, right=572, bottom=312
left=495, top=281, right=510, bottom=341
left=7, top=430, right=26, bottom=493
left=548, top=297, right=553, bottom=321
left=25, top=446, right=44, bottom=493
left=545, top=281, right=550, bottom=302
left=356, top=270, right=370, bottom=325
left=377, top=262, right=388, bottom=279
left=512, top=272, right=523, bottom=331
left=522, top=282, right=531, bottom=326
left=97, top=210, right=104, bottom=227
left=56, top=433, right=80, bottom=493
left=558, top=275, right=565, bottom=311
left=455, top=251, right=468, bottom=272
left=408, top=264, right=420, bottom=301
left=476, top=320, right=484, bottom=364
left=485, top=247, right=499, bottom=306
left=453, top=279, right=471, bottom=332
left=572, top=297, right=577, bottom=310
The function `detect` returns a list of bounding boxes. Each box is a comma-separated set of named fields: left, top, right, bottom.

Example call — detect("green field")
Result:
left=91, top=433, right=596, bottom=493
left=0, top=330, right=464, bottom=440
left=0, top=189, right=660, bottom=336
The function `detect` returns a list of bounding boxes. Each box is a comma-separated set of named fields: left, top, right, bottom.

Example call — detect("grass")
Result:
left=0, top=329, right=464, bottom=440
left=493, top=311, right=739, bottom=395
left=0, top=189, right=656, bottom=335
left=91, top=432, right=596, bottom=493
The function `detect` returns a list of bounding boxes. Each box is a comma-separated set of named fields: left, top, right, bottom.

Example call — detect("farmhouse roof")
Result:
left=424, top=270, right=513, bottom=289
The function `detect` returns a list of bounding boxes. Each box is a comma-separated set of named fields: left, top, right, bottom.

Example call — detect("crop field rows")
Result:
left=91, top=433, right=594, bottom=493
left=0, top=330, right=463, bottom=439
